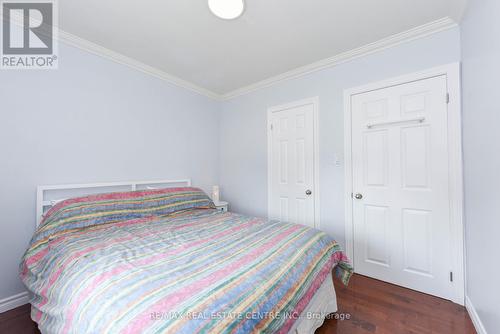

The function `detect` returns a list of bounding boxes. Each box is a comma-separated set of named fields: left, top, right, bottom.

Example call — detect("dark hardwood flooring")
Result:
left=0, top=274, right=475, bottom=334
left=317, top=274, right=475, bottom=334
left=0, top=303, right=38, bottom=334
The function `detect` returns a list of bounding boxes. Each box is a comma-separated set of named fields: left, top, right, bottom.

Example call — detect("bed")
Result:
left=21, top=180, right=352, bottom=334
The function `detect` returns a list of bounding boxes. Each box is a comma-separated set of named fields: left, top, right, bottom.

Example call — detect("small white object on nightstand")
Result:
left=214, top=201, right=229, bottom=212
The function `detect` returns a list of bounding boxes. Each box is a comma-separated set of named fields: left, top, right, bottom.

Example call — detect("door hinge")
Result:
left=446, top=93, right=450, bottom=104
left=450, top=271, right=453, bottom=282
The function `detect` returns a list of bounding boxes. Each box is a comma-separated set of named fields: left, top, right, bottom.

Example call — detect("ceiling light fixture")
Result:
left=208, top=0, right=245, bottom=20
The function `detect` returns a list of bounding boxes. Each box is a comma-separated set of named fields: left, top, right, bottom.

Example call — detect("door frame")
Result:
left=267, top=97, right=321, bottom=229
left=343, top=63, right=465, bottom=305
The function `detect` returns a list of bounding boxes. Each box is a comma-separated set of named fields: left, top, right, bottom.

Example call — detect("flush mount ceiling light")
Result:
left=208, top=0, right=245, bottom=20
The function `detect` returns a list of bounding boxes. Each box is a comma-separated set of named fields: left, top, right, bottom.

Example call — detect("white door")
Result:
left=351, top=75, right=454, bottom=300
left=268, top=99, right=318, bottom=228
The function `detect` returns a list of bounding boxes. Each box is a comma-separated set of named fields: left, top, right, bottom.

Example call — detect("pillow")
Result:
left=37, top=187, right=215, bottom=235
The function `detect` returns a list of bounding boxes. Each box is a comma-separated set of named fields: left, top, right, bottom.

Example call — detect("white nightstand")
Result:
left=214, top=201, right=229, bottom=212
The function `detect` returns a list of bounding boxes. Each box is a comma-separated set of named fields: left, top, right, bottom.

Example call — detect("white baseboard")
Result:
left=0, top=291, right=30, bottom=314
left=466, top=296, right=488, bottom=334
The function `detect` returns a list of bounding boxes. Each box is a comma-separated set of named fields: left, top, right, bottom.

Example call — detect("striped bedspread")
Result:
left=20, top=188, right=352, bottom=334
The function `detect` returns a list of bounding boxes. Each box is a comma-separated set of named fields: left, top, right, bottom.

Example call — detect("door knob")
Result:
left=305, top=190, right=312, bottom=196
left=354, top=193, right=363, bottom=200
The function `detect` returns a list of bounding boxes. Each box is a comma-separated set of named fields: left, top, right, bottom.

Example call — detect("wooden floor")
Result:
left=0, top=274, right=475, bottom=334
left=318, top=274, right=475, bottom=334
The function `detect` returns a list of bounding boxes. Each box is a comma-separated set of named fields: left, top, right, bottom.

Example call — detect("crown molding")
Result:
left=4, top=13, right=457, bottom=102
left=2, top=12, right=220, bottom=100
left=221, top=17, right=458, bottom=100
left=58, top=31, right=221, bottom=101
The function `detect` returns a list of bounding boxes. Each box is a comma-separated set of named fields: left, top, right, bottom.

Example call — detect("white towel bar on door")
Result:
left=366, top=117, right=425, bottom=129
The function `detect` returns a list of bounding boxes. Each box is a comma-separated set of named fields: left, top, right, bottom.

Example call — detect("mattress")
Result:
left=289, top=275, right=337, bottom=334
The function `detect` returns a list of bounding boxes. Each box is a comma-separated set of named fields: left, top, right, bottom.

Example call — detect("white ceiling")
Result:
left=59, top=0, right=467, bottom=96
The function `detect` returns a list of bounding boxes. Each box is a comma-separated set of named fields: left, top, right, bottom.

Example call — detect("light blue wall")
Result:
left=219, top=27, right=462, bottom=245
left=0, top=43, right=220, bottom=299
left=461, top=0, right=500, bottom=331
left=3, top=23, right=492, bottom=328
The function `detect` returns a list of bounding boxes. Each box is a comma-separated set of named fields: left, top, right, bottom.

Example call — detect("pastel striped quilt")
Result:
left=20, top=188, right=352, bottom=334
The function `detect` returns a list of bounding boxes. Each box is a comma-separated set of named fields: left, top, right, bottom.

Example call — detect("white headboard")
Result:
left=36, top=179, right=191, bottom=226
